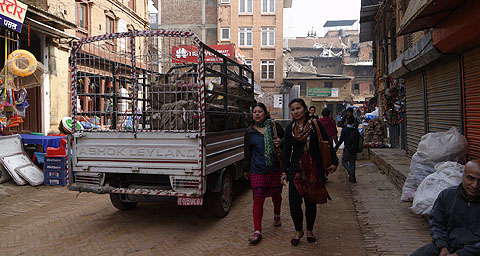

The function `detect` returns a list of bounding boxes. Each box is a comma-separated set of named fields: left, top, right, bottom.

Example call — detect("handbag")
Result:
left=312, top=119, right=333, bottom=170
left=272, top=120, right=282, bottom=169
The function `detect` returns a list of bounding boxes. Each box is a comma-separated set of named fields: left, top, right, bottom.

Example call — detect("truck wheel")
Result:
left=208, top=172, right=233, bottom=218
left=109, top=193, right=137, bottom=210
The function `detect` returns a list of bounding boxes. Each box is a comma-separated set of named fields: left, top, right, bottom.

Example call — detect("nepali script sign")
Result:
left=307, top=87, right=339, bottom=97
left=0, top=0, right=28, bottom=33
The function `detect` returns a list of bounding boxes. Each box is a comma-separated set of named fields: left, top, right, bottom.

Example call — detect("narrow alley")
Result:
left=0, top=155, right=430, bottom=256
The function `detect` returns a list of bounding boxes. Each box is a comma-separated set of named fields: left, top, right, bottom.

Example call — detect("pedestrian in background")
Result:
left=319, top=108, right=339, bottom=146
left=309, top=106, right=319, bottom=120
left=243, top=102, right=284, bottom=245
left=281, top=98, right=338, bottom=246
left=335, top=115, right=359, bottom=183
left=339, top=107, right=360, bottom=128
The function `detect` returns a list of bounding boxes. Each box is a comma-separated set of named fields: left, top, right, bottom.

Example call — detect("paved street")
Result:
left=0, top=157, right=430, bottom=256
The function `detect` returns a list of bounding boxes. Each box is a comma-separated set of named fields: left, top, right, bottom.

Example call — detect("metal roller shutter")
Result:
left=463, top=46, right=480, bottom=160
left=425, top=58, right=461, bottom=132
left=405, top=73, right=425, bottom=157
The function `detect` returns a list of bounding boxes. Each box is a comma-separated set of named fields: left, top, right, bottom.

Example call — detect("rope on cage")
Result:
left=4, top=33, right=7, bottom=99
left=27, top=24, right=30, bottom=47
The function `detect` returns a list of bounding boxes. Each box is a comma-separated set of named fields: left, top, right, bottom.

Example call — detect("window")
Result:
left=324, top=82, right=333, bottom=88
left=245, top=59, right=253, bottom=70
left=128, top=0, right=135, bottom=11
left=261, top=60, right=275, bottom=80
left=221, top=27, right=230, bottom=40
left=221, top=0, right=230, bottom=3
left=299, top=82, right=306, bottom=96
left=106, top=16, right=115, bottom=51
left=239, top=27, right=253, bottom=47
left=76, top=2, right=88, bottom=30
left=262, top=0, right=275, bottom=13
left=354, top=83, right=360, bottom=94
left=239, top=0, right=253, bottom=13
left=261, top=27, right=275, bottom=47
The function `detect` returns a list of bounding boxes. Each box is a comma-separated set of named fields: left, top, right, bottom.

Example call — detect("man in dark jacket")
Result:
left=335, top=115, right=358, bottom=183
left=339, top=107, right=360, bottom=128
left=411, top=160, right=480, bottom=256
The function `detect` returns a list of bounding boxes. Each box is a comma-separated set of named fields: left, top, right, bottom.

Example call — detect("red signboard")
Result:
left=172, top=44, right=243, bottom=64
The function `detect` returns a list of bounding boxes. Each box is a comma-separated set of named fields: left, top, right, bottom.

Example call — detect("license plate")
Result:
left=177, top=197, right=203, bottom=206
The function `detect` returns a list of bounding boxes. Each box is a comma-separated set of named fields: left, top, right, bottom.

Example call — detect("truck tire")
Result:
left=207, top=172, right=233, bottom=218
left=109, top=193, right=137, bottom=210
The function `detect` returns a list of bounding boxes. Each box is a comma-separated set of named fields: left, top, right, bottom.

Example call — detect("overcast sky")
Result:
left=284, top=0, right=361, bottom=38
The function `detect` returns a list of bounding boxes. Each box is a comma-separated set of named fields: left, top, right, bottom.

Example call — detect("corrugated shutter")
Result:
left=463, top=46, right=480, bottom=160
left=405, top=73, right=425, bottom=157
left=425, top=58, right=461, bottom=132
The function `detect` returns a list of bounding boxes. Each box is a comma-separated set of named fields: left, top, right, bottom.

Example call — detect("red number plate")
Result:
left=177, top=197, right=203, bottom=206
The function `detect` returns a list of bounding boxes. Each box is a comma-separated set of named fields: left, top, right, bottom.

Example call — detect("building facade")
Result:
left=283, top=24, right=374, bottom=120
left=11, top=0, right=149, bottom=134
left=153, top=0, right=218, bottom=45
left=217, top=0, right=291, bottom=117
left=360, top=0, right=480, bottom=159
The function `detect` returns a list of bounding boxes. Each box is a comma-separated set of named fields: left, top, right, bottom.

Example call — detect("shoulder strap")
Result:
left=312, top=119, right=324, bottom=142
left=272, top=120, right=278, bottom=139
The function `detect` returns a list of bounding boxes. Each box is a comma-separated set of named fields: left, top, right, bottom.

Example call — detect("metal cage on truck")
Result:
left=67, top=30, right=254, bottom=215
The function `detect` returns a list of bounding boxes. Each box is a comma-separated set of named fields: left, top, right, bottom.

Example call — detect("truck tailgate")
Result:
left=73, top=132, right=201, bottom=175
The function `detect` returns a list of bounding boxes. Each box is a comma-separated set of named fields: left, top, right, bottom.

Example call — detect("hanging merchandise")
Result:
left=7, top=50, right=37, bottom=77
left=1, top=49, right=46, bottom=91
left=0, top=49, right=43, bottom=130
left=383, top=78, right=406, bottom=126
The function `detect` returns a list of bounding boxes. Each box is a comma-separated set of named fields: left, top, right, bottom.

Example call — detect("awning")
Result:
left=388, top=30, right=441, bottom=78
left=397, top=0, right=466, bottom=36
left=25, top=17, right=79, bottom=40
left=359, top=0, right=380, bottom=42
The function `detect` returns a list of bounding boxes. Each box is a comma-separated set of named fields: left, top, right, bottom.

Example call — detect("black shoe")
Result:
left=348, top=176, right=357, bottom=183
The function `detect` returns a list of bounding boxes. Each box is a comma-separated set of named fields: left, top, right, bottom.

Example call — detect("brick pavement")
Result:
left=0, top=156, right=431, bottom=256
left=346, top=159, right=431, bottom=256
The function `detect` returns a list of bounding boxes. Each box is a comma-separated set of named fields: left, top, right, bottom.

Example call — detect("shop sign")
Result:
left=307, top=87, right=339, bottom=97
left=0, top=0, right=28, bottom=33
left=172, top=44, right=241, bottom=64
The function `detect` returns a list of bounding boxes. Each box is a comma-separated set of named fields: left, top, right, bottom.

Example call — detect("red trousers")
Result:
left=253, top=193, right=282, bottom=231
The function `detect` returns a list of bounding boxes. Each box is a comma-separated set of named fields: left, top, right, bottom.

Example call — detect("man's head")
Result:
left=346, top=108, right=354, bottom=116
left=346, top=115, right=355, bottom=125
left=309, top=106, right=316, bottom=115
left=463, top=160, right=480, bottom=200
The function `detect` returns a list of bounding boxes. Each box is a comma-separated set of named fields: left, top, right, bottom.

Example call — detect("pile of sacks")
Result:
left=401, top=127, right=468, bottom=215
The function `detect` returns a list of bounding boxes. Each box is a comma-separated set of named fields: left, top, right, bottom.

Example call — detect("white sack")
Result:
left=401, top=127, right=467, bottom=202
left=411, top=162, right=464, bottom=215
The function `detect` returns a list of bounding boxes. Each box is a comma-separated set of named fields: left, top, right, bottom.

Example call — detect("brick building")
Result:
left=360, top=0, right=480, bottom=159
left=283, top=22, right=374, bottom=120
left=152, top=0, right=218, bottom=45
left=150, top=0, right=292, bottom=117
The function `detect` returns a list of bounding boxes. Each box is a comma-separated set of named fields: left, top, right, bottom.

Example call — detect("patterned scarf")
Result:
left=257, top=119, right=274, bottom=167
left=292, top=119, right=313, bottom=151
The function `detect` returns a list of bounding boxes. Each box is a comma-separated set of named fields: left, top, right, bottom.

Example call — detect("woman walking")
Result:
left=281, top=98, right=338, bottom=246
left=244, top=102, right=284, bottom=245
left=319, top=108, right=339, bottom=146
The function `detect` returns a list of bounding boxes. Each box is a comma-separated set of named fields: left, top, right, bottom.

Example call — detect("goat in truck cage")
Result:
left=67, top=30, right=254, bottom=217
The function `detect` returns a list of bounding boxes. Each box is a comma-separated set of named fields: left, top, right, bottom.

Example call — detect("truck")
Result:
left=67, top=30, right=254, bottom=217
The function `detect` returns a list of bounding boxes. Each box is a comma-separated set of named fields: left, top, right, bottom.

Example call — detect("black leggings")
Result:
left=288, top=182, right=317, bottom=231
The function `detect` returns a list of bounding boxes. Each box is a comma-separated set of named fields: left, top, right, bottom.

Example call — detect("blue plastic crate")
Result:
left=44, top=177, right=67, bottom=186
left=44, top=163, right=66, bottom=172
left=44, top=170, right=67, bottom=179
left=44, top=156, right=66, bottom=166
